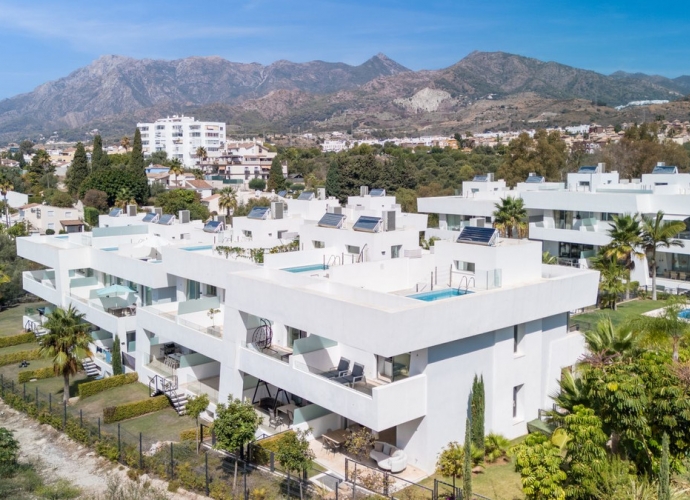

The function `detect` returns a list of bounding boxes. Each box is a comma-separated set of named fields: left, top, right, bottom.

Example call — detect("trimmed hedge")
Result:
left=0, top=349, right=40, bottom=367
left=0, top=332, right=35, bottom=348
left=180, top=428, right=197, bottom=441
left=18, top=366, right=55, bottom=383
left=103, top=395, right=170, bottom=424
left=78, top=372, right=139, bottom=399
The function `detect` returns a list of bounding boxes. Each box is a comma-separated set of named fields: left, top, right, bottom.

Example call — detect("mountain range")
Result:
left=1, top=51, right=690, bottom=141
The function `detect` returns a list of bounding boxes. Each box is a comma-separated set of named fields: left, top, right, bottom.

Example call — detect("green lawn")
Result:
left=109, top=406, right=196, bottom=442
left=72, top=382, right=151, bottom=419
left=571, top=298, right=672, bottom=329
left=0, top=302, right=47, bottom=337
left=0, top=342, right=39, bottom=356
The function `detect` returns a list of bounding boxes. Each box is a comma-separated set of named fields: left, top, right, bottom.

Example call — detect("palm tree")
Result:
left=581, top=317, right=636, bottom=364
left=603, top=214, right=643, bottom=300
left=0, top=178, right=14, bottom=227
left=196, top=146, right=207, bottom=162
left=168, top=162, right=184, bottom=187
left=493, top=197, right=527, bottom=238
left=39, top=306, right=92, bottom=403
left=591, top=254, right=627, bottom=310
left=640, top=211, right=685, bottom=300
left=632, top=298, right=690, bottom=362
left=542, top=251, right=557, bottom=264
left=120, top=136, right=130, bottom=152
left=218, top=187, right=238, bottom=221
left=114, top=187, right=135, bottom=209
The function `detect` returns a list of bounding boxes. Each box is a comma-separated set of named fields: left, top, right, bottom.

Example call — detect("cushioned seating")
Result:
left=369, top=441, right=407, bottom=473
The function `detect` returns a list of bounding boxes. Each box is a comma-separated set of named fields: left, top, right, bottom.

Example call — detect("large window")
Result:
left=558, top=242, right=593, bottom=259
left=186, top=280, right=200, bottom=300
left=391, top=245, right=402, bottom=259
left=671, top=253, right=690, bottom=273
left=377, top=353, right=410, bottom=382
left=287, top=327, right=306, bottom=348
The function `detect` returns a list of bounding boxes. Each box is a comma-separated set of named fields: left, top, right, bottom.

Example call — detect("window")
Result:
left=190, top=132, right=201, bottom=138
left=601, top=212, right=618, bottom=221
left=313, top=241, right=325, bottom=249
left=445, top=214, right=463, bottom=231
left=156, top=125, right=165, bottom=130
left=205, top=284, right=217, bottom=297
left=513, top=384, right=524, bottom=420
left=47, top=210, right=54, bottom=217
left=391, top=245, right=402, bottom=258
left=186, top=280, right=200, bottom=300
left=287, top=327, right=307, bottom=348
left=377, top=353, right=411, bottom=382
left=47, top=222, right=55, bottom=230
left=346, top=245, right=360, bottom=254
left=242, top=230, right=252, bottom=238
left=65, top=211, right=72, bottom=218
left=454, top=260, right=475, bottom=272
left=139, top=126, right=148, bottom=131
left=513, top=325, right=524, bottom=355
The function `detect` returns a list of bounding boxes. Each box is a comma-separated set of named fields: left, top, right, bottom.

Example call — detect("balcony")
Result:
left=23, top=270, right=61, bottom=305
left=238, top=343, right=427, bottom=431
left=67, top=283, right=137, bottom=334
left=528, top=220, right=611, bottom=246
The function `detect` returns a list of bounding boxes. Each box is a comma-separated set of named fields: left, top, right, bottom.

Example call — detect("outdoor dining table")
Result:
left=276, top=403, right=298, bottom=423
left=322, top=428, right=350, bottom=449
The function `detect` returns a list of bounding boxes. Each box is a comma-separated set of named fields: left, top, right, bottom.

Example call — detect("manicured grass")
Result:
left=571, top=298, right=673, bottom=329
left=72, top=382, right=151, bottom=419
left=0, top=302, right=47, bottom=337
left=29, top=372, right=90, bottom=398
left=108, top=406, right=196, bottom=442
left=0, top=342, right=39, bottom=356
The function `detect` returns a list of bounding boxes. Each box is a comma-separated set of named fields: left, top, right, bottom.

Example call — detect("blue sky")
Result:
left=0, top=0, right=688, bottom=99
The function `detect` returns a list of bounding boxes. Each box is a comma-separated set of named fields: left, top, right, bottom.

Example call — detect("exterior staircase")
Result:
left=149, top=374, right=187, bottom=415
left=82, top=358, right=100, bottom=377
left=24, top=319, right=48, bottom=339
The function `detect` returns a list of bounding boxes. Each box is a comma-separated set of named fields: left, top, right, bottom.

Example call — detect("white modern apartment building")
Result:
left=137, top=116, right=226, bottom=167
left=17, top=190, right=598, bottom=474
left=418, top=163, right=690, bottom=291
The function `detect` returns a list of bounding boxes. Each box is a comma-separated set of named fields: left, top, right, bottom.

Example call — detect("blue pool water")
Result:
left=282, top=264, right=329, bottom=273
left=679, top=309, right=690, bottom=319
left=182, top=245, right=213, bottom=252
left=408, top=288, right=473, bottom=301
left=101, top=247, right=118, bottom=251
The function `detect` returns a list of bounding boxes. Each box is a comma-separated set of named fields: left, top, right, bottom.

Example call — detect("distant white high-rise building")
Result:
left=137, top=115, right=226, bottom=167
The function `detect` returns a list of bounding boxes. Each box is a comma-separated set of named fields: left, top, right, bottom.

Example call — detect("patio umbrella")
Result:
left=96, top=284, right=135, bottom=297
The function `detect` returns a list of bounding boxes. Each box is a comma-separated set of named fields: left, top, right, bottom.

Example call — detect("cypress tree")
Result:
left=91, top=135, right=104, bottom=171
left=325, top=159, right=342, bottom=201
left=463, top=417, right=472, bottom=500
left=111, top=334, right=123, bottom=375
left=66, top=142, right=89, bottom=195
left=660, top=432, right=670, bottom=500
left=130, top=128, right=144, bottom=173
left=267, top=156, right=286, bottom=192
left=470, top=374, right=485, bottom=451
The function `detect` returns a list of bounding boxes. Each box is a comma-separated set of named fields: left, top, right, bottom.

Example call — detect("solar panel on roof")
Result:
left=247, top=206, right=270, bottom=220
left=157, top=214, right=174, bottom=225
left=317, top=212, right=345, bottom=229
left=109, top=208, right=122, bottom=217
left=297, top=191, right=315, bottom=201
left=652, top=165, right=678, bottom=174
left=203, top=220, right=223, bottom=233
left=277, top=190, right=287, bottom=197
left=472, top=175, right=488, bottom=182
left=525, top=175, right=545, bottom=183
left=457, top=226, right=498, bottom=246
left=369, top=188, right=386, bottom=197
left=578, top=165, right=598, bottom=173
left=353, top=216, right=382, bottom=232
left=141, top=213, right=158, bottom=223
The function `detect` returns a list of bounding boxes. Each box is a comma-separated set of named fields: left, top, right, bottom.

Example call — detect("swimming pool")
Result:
left=282, top=264, right=329, bottom=273
left=408, top=288, right=473, bottom=301
left=679, top=309, right=690, bottom=319
left=181, top=245, right=213, bottom=252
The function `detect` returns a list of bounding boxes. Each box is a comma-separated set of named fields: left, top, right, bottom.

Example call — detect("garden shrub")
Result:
left=0, top=332, right=35, bottom=348
left=250, top=433, right=290, bottom=466
left=96, top=440, right=120, bottom=462
left=180, top=428, right=197, bottom=441
left=0, top=349, right=40, bottom=367
left=103, top=395, right=170, bottom=423
left=18, top=366, right=55, bottom=383
left=78, top=372, right=138, bottom=399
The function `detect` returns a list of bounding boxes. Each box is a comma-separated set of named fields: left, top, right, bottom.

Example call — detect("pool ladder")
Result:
left=458, top=276, right=475, bottom=293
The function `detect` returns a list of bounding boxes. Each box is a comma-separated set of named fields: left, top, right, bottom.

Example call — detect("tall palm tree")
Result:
left=120, top=136, right=130, bottom=152
left=39, top=306, right=92, bottom=403
left=632, top=298, right=690, bottom=362
left=218, top=187, right=238, bottom=222
left=640, top=211, right=685, bottom=300
left=603, top=214, right=643, bottom=300
left=0, top=178, right=14, bottom=227
left=168, top=162, right=184, bottom=187
left=493, top=197, right=527, bottom=238
left=114, top=187, right=135, bottom=209
left=591, top=253, right=627, bottom=310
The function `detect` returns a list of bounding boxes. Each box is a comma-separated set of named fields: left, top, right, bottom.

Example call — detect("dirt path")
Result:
left=0, top=401, right=206, bottom=499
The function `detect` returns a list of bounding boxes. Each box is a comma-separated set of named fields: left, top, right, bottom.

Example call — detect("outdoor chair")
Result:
left=323, top=357, right=350, bottom=379
left=335, top=363, right=365, bottom=387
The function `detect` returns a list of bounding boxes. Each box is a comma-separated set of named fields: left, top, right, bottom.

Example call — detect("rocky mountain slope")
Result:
left=1, top=51, right=688, bottom=140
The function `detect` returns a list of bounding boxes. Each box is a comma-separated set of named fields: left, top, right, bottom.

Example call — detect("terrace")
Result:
left=141, top=296, right=224, bottom=339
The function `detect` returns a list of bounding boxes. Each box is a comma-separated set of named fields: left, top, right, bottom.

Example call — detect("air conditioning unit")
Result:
left=360, top=186, right=369, bottom=196
left=126, top=204, right=137, bottom=217
left=271, top=202, right=284, bottom=220
left=178, top=210, right=190, bottom=224
left=154, top=207, right=163, bottom=217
